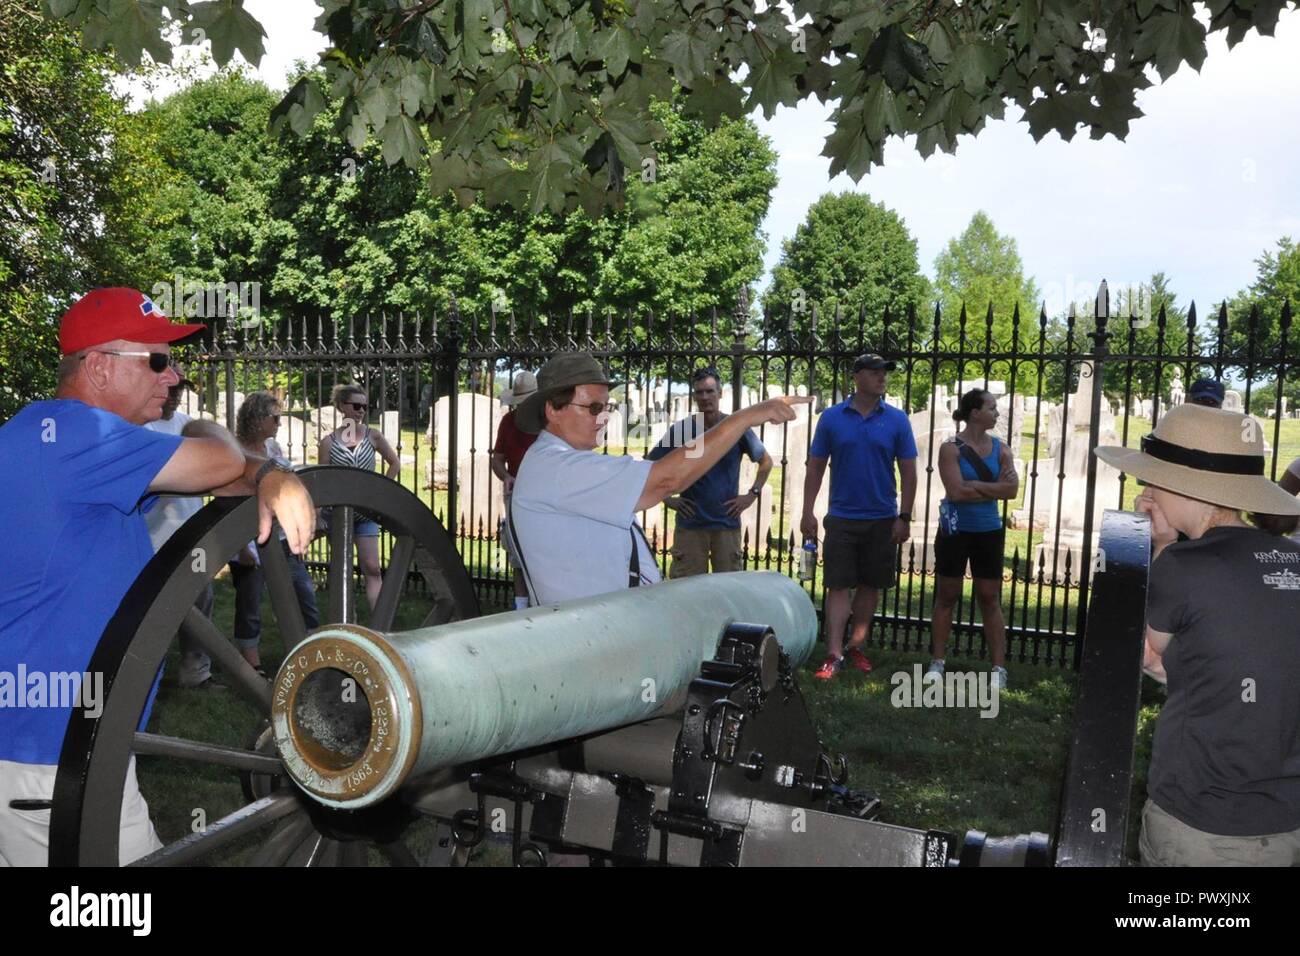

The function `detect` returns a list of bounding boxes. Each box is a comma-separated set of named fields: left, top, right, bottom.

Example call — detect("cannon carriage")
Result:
left=48, top=467, right=1149, bottom=867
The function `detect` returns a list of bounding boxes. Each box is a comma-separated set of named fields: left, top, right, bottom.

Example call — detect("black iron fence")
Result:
left=176, top=282, right=1298, bottom=669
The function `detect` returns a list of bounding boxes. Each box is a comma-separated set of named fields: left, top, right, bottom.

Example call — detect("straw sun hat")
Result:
left=1094, top=404, right=1300, bottom=516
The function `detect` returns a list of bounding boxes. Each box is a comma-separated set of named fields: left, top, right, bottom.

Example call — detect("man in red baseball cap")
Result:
left=0, top=288, right=317, bottom=866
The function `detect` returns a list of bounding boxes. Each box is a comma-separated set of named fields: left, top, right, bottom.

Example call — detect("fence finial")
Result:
left=1095, top=279, right=1109, bottom=320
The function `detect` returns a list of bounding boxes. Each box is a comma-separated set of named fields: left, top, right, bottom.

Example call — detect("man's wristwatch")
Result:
left=254, top=459, right=293, bottom=488
left=749, top=485, right=763, bottom=496
left=897, top=511, right=911, bottom=522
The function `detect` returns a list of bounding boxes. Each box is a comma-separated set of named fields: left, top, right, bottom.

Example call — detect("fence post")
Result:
left=1074, top=279, right=1111, bottom=666
left=445, top=296, right=462, bottom=541
left=222, top=314, right=236, bottom=429
left=731, top=287, right=748, bottom=410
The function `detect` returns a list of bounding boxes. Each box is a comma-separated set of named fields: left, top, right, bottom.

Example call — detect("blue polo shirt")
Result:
left=810, top=399, right=917, bottom=520
left=645, top=415, right=765, bottom=530
left=0, top=400, right=182, bottom=765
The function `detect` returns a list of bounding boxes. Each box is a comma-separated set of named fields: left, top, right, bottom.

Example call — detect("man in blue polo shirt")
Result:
left=0, top=287, right=317, bottom=866
left=801, top=353, right=918, bottom=680
left=647, top=368, right=773, bottom=576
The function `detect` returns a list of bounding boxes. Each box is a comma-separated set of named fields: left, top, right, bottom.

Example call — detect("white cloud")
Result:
left=755, top=11, right=1300, bottom=313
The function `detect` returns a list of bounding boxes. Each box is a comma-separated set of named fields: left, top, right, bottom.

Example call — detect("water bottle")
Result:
left=799, top=538, right=818, bottom=581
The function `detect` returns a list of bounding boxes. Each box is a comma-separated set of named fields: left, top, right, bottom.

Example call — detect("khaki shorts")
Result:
left=498, top=515, right=523, bottom=570
left=1138, top=799, right=1300, bottom=866
left=669, top=527, right=743, bottom=578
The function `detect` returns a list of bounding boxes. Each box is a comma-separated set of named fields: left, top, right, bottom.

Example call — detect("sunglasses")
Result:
left=267, top=413, right=281, bottom=423
left=559, top=401, right=617, bottom=416
left=347, top=401, right=368, bottom=411
left=84, top=350, right=170, bottom=373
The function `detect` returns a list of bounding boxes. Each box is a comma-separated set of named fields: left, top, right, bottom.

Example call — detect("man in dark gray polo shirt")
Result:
left=1096, top=403, right=1300, bottom=866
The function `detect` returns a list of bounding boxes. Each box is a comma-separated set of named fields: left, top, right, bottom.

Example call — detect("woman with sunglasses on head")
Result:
left=1095, top=404, right=1300, bottom=866
left=317, top=383, right=401, bottom=610
left=229, top=392, right=320, bottom=676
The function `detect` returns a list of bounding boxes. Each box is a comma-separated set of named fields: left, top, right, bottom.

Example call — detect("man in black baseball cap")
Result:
left=803, top=351, right=917, bottom=680
left=1187, top=377, right=1225, bottom=408
left=852, top=353, right=897, bottom=373
left=508, top=352, right=809, bottom=605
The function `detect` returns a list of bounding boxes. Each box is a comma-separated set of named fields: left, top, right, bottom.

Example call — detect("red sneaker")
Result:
left=813, top=655, right=843, bottom=680
left=844, top=646, right=873, bottom=674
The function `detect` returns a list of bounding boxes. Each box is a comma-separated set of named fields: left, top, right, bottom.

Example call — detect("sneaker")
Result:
left=844, top=646, right=873, bottom=674
left=990, top=666, right=1008, bottom=691
left=182, top=676, right=226, bottom=692
left=813, top=655, right=843, bottom=680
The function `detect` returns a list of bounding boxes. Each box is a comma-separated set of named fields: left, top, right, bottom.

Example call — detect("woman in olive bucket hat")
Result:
left=1093, top=403, right=1300, bottom=866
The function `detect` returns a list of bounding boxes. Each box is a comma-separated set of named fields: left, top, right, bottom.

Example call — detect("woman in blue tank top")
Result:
left=928, top=389, right=1019, bottom=689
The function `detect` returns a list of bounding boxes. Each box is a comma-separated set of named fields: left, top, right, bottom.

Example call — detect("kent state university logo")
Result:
left=1262, top=568, right=1300, bottom=590
left=1253, top=548, right=1298, bottom=563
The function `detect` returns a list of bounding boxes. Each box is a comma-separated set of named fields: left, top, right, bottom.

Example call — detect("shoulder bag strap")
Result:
left=955, top=436, right=997, bottom=483
left=506, top=498, right=540, bottom=606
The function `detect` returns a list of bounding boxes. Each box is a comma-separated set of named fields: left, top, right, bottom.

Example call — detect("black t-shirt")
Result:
left=1146, top=526, right=1300, bottom=836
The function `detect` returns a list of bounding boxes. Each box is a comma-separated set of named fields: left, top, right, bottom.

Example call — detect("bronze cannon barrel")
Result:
left=270, top=572, right=817, bottom=808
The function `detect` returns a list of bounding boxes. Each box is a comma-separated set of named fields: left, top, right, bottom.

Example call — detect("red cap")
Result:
left=59, top=288, right=206, bottom=355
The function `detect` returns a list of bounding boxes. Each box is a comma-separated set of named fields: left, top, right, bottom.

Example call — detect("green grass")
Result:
left=134, top=575, right=1159, bottom=864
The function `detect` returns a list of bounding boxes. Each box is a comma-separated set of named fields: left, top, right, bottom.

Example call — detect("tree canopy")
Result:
left=128, top=69, right=776, bottom=324
left=41, top=0, right=1300, bottom=215
left=764, top=190, right=926, bottom=331
left=1, top=0, right=164, bottom=419
left=933, top=210, right=1039, bottom=367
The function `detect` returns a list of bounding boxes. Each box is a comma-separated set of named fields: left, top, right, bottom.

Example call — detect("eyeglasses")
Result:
left=82, top=350, right=170, bottom=373
left=558, top=401, right=617, bottom=417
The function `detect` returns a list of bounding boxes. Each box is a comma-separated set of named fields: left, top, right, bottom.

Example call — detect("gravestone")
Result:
left=1034, top=361, right=1122, bottom=574
left=426, top=392, right=503, bottom=490
left=457, top=453, right=505, bottom=538
left=602, top=407, right=626, bottom=447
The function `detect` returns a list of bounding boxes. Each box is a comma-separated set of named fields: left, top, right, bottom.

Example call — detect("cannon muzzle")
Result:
left=271, top=572, right=817, bottom=808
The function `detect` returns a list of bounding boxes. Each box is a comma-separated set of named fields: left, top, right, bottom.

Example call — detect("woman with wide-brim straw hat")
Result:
left=1093, top=403, right=1300, bottom=866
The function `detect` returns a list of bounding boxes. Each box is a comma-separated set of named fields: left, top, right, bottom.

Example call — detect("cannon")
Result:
left=48, top=467, right=1149, bottom=866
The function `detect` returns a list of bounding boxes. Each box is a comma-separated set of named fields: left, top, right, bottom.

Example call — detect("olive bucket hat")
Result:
left=515, top=353, right=617, bottom=434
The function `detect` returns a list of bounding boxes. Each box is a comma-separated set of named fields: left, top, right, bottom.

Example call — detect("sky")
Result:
left=141, top=1, right=1300, bottom=318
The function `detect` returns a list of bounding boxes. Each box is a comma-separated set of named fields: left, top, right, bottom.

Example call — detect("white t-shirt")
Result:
left=510, top=430, right=659, bottom=605
left=143, top=412, right=204, bottom=551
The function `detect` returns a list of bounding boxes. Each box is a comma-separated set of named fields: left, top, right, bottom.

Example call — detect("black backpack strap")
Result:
left=628, top=523, right=654, bottom=588
left=954, top=436, right=997, bottom=483
left=628, top=527, right=640, bottom=588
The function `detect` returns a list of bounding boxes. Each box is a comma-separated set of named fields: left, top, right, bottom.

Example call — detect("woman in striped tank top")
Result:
left=317, top=383, right=401, bottom=610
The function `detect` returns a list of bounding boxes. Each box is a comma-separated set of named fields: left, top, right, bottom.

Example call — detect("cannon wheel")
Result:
left=50, top=466, right=481, bottom=866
